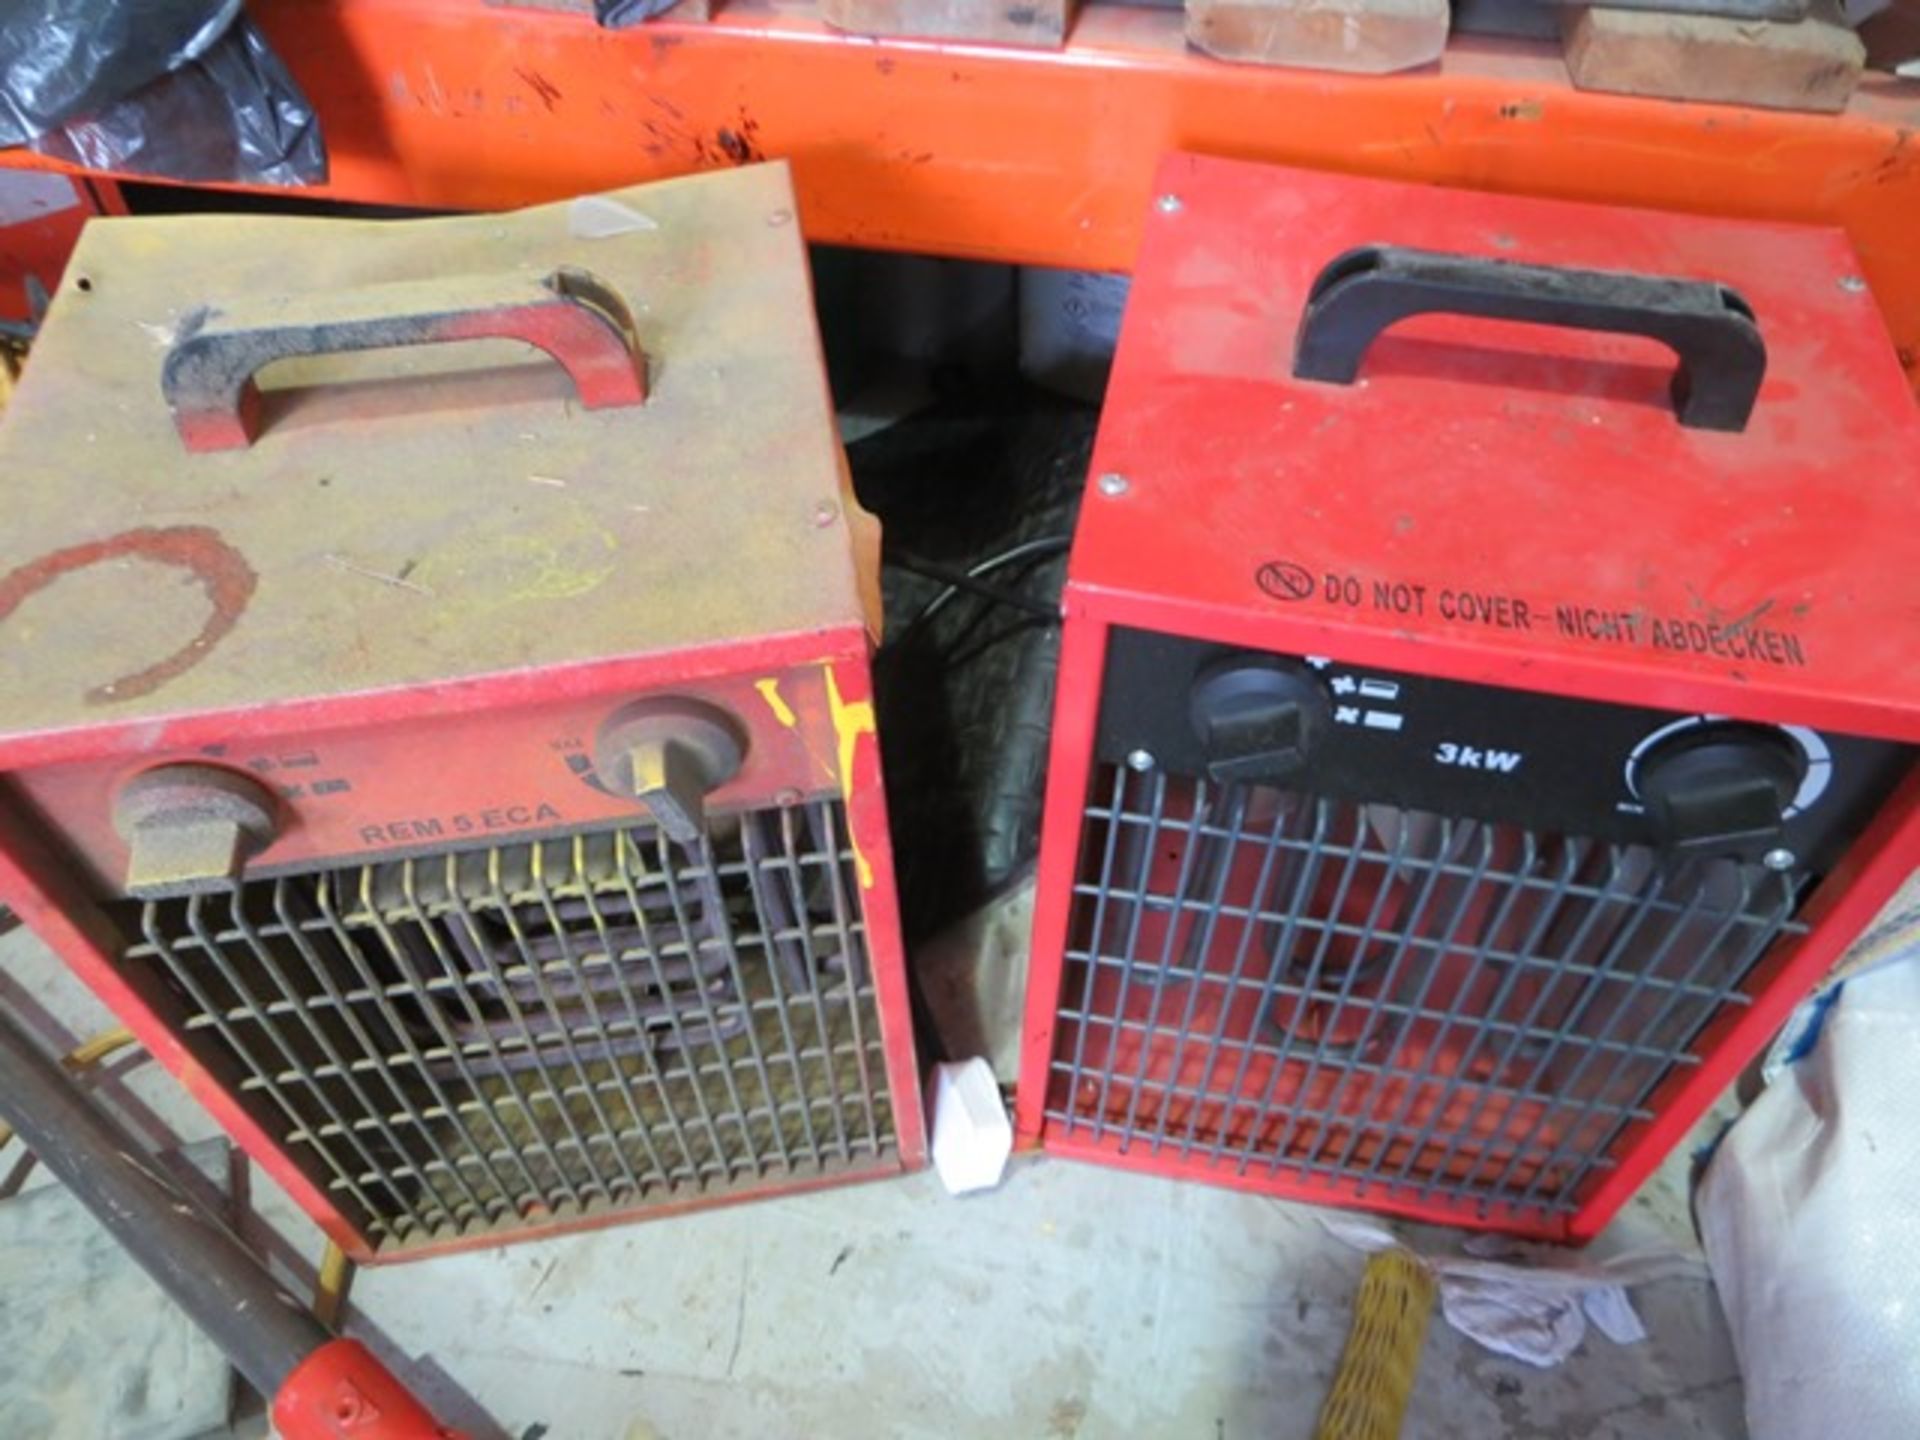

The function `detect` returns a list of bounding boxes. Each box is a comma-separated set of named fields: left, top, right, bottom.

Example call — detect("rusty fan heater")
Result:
left=0, top=164, right=925, bottom=1262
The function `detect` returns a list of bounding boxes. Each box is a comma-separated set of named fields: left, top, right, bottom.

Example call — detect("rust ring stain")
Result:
left=0, top=526, right=256, bottom=705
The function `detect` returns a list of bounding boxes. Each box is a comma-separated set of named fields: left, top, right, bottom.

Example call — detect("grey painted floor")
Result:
left=347, top=1155, right=1741, bottom=1440
left=0, top=924, right=1743, bottom=1440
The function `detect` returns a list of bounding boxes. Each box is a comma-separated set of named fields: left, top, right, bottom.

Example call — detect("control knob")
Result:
left=593, top=698, right=745, bottom=845
left=1632, top=721, right=1807, bottom=857
left=1187, top=655, right=1332, bottom=784
left=113, top=764, right=279, bottom=896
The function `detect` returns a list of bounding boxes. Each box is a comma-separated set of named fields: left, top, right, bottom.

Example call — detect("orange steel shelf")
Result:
left=4, top=0, right=1920, bottom=380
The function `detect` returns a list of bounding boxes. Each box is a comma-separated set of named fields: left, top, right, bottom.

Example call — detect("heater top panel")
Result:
left=1075, top=155, right=1920, bottom=741
left=0, top=163, right=864, bottom=755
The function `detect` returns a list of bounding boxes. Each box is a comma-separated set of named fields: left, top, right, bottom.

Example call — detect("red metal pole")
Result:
left=274, top=1339, right=466, bottom=1440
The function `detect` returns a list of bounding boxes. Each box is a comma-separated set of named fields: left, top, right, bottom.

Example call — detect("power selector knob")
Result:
left=1188, top=655, right=1333, bottom=785
left=113, top=764, right=279, bottom=896
left=593, top=699, right=745, bottom=846
left=1635, top=723, right=1807, bottom=856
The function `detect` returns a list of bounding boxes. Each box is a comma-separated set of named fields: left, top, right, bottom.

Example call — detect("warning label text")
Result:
left=1254, top=558, right=1811, bottom=669
left=1553, top=605, right=1806, bottom=668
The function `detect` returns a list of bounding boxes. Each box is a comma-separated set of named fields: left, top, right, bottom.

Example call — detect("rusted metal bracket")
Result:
left=0, top=1000, right=469, bottom=1439
left=161, top=266, right=648, bottom=452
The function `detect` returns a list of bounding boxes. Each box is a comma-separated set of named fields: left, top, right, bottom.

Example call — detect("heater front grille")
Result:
left=119, top=799, right=894, bottom=1250
left=1047, top=765, right=1806, bottom=1220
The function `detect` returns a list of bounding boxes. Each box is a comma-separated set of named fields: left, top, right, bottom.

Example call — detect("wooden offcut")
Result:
left=818, top=0, right=1072, bottom=46
left=1186, top=0, right=1450, bottom=73
left=1562, top=2, right=1865, bottom=113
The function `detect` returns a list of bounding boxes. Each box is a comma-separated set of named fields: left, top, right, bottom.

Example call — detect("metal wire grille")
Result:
left=117, top=799, right=895, bottom=1250
left=1047, top=764, right=1807, bottom=1219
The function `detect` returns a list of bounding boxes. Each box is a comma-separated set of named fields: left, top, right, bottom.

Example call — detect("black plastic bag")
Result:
left=594, top=0, right=684, bottom=27
left=1, top=2, right=324, bottom=185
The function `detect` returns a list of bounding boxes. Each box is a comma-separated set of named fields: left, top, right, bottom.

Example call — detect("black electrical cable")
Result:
left=911, top=535, right=1070, bottom=628
left=887, top=554, right=1059, bottom=621
left=885, top=534, right=1071, bottom=651
left=940, top=615, right=1059, bottom=672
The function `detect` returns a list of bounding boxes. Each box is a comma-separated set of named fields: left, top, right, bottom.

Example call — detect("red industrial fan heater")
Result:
left=1016, top=156, right=1920, bottom=1242
left=0, top=164, right=925, bottom=1262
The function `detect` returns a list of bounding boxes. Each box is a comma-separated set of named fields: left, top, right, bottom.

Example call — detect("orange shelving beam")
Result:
left=3, top=0, right=1919, bottom=382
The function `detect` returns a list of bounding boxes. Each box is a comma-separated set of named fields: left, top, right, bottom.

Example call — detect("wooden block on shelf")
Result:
left=817, top=0, right=1072, bottom=46
left=1562, top=1, right=1865, bottom=113
left=1186, top=0, right=1450, bottom=74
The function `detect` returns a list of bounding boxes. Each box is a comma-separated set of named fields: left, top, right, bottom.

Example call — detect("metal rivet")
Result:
left=812, top=500, right=840, bottom=527
left=1126, top=749, right=1156, bottom=773
left=1155, top=194, right=1183, bottom=215
left=1762, top=847, right=1797, bottom=871
left=1096, top=472, right=1129, bottom=498
left=1838, top=275, right=1867, bottom=293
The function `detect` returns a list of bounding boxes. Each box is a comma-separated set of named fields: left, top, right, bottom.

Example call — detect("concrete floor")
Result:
left=348, top=1156, right=1741, bottom=1440
left=0, top=923, right=1744, bottom=1440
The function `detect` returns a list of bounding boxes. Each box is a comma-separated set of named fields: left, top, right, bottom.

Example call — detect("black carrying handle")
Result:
left=1292, top=246, right=1766, bottom=432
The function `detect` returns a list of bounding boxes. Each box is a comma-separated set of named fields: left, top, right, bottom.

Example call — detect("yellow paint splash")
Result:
left=754, top=676, right=798, bottom=728
left=824, top=661, right=876, bottom=890
left=412, top=498, right=617, bottom=605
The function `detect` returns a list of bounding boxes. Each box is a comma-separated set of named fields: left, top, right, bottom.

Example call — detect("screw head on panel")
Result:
left=1126, top=749, right=1156, bottom=773
left=1838, top=275, right=1867, bottom=293
left=1155, top=194, right=1183, bottom=215
left=1096, top=472, right=1129, bottom=498
left=1762, top=847, right=1797, bottom=871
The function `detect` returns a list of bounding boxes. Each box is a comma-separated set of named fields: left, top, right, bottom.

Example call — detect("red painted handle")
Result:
left=272, top=1339, right=468, bottom=1440
left=161, top=266, right=648, bottom=453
